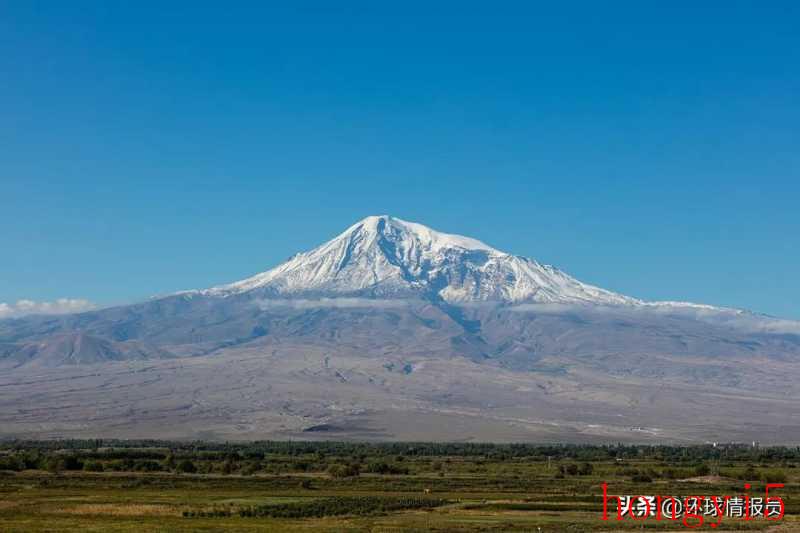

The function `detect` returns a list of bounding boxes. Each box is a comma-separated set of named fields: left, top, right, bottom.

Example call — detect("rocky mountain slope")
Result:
left=1, top=216, right=798, bottom=442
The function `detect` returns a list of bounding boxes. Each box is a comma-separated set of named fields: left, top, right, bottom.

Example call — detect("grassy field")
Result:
left=1, top=441, right=798, bottom=531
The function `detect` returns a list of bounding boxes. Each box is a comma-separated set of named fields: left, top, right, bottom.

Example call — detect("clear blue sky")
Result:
left=1, top=2, right=798, bottom=319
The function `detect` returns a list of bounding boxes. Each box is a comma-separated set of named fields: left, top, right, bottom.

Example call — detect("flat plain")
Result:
left=1, top=441, right=798, bottom=531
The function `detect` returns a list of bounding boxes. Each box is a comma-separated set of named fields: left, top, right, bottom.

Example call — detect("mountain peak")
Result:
left=343, top=215, right=501, bottom=255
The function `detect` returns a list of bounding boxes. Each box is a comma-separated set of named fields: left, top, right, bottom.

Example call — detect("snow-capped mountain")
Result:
left=3, top=214, right=799, bottom=442
left=195, top=215, right=647, bottom=306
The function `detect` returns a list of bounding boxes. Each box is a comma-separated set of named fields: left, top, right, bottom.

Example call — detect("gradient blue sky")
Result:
left=1, top=2, right=798, bottom=318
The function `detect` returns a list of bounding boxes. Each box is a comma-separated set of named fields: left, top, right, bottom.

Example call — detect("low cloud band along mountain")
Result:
left=1, top=215, right=799, bottom=443
left=0, top=298, right=96, bottom=319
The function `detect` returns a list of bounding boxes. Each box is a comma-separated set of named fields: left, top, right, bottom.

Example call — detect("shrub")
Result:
left=364, top=461, right=409, bottom=475
left=240, top=462, right=261, bottom=476
left=185, top=507, right=231, bottom=518
left=106, top=459, right=136, bottom=472
left=762, top=470, right=787, bottom=484
left=741, top=465, right=758, bottom=481
left=559, top=464, right=579, bottom=476
left=663, top=468, right=678, bottom=479
left=61, top=455, right=84, bottom=471
left=83, top=460, right=104, bottom=472
left=694, top=464, right=711, bottom=476
left=221, top=460, right=235, bottom=475
left=134, top=460, right=164, bottom=472
left=327, top=463, right=360, bottom=478
left=0, top=456, right=23, bottom=471
left=19, top=452, right=44, bottom=470
left=164, top=453, right=176, bottom=470
left=176, top=459, right=197, bottom=474
left=236, top=496, right=449, bottom=519
left=45, top=457, right=63, bottom=474
left=291, top=461, right=311, bottom=472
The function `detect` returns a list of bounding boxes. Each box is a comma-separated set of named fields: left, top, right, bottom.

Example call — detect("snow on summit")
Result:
left=196, top=215, right=716, bottom=309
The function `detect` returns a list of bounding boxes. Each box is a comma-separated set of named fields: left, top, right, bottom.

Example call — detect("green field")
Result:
left=1, top=441, right=798, bottom=531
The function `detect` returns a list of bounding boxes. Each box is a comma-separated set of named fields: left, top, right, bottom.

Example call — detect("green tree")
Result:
left=741, top=465, right=758, bottom=480
left=327, top=463, right=360, bottom=478
left=45, top=457, right=63, bottom=474
left=762, top=470, right=787, bottom=483
left=176, top=459, right=197, bottom=474
left=694, top=464, right=711, bottom=476
left=83, top=460, right=104, bottom=472
left=164, top=452, right=177, bottom=471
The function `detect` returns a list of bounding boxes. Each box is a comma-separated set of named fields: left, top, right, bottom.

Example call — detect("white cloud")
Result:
left=509, top=303, right=579, bottom=314
left=0, top=298, right=96, bottom=319
left=508, top=302, right=800, bottom=334
left=255, top=298, right=414, bottom=310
